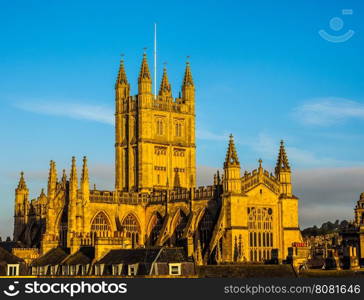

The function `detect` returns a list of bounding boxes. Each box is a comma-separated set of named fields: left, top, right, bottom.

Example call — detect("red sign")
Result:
left=292, top=242, right=308, bottom=247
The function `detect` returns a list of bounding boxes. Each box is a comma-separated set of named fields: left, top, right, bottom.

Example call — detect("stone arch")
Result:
left=147, top=212, right=164, bottom=246
left=25, top=221, right=37, bottom=247
left=121, top=213, right=141, bottom=248
left=91, top=211, right=112, bottom=238
left=194, top=208, right=207, bottom=231
left=55, top=207, right=68, bottom=248
left=198, top=210, right=214, bottom=250
left=170, top=209, right=188, bottom=245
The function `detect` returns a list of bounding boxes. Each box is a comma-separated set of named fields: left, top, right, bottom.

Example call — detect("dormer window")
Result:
left=7, top=264, right=19, bottom=276
left=168, top=263, right=181, bottom=275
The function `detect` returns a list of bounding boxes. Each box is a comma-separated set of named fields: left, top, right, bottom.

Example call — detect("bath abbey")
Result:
left=8, top=53, right=304, bottom=275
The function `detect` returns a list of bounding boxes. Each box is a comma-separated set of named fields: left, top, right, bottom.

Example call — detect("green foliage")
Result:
left=301, top=220, right=349, bottom=237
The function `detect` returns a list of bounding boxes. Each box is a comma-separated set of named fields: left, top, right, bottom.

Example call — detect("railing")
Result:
left=88, top=185, right=219, bottom=205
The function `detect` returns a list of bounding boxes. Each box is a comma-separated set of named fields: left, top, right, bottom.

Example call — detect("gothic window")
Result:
left=122, top=214, right=141, bottom=248
left=247, top=207, right=273, bottom=262
left=91, top=212, right=111, bottom=238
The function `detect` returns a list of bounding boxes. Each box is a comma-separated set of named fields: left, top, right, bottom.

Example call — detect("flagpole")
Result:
left=154, top=23, right=157, bottom=99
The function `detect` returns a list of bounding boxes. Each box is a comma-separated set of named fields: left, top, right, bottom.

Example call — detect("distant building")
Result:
left=11, top=53, right=303, bottom=272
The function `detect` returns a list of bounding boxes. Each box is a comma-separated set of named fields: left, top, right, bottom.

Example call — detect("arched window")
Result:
left=248, top=207, right=273, bottom=262
left=91, top=212, right=111, bottom=238
left=122, top=214, right=141, bottom=248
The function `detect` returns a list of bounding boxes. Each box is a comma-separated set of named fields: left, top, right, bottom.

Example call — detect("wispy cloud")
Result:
left=15, top=101, right=114, bottom=125
left=196, top=129, right=228, bottom=141
left=293, top=97, right=364, bottom=126
left=237, top=132, right=353, bottom=168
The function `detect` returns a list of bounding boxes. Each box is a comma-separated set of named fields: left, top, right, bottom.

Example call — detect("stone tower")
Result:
left=13, top=172, right=29, bottom=241
left=355, top=193, right=364, bottom=261
left=115, top=54, right=196, bottom=192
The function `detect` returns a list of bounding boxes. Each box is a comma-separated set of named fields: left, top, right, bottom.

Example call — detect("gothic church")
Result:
left=13, top=53, right=303, bottom=264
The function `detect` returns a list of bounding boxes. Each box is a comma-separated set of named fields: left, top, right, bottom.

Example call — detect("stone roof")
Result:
left=98, top=248, right=160, bottom=265
left=62, top=247, right=94, bottom=265
left=98, top=247, right=190, bottom=265
left=30, top=247, right=69, bottom=267
left=0, top=247, right=24, bottom=264
left=157, top=247, right=191, bottom=262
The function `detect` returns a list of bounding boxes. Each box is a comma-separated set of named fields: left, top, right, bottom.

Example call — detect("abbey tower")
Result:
left=115, top=54, right=196, bottom=192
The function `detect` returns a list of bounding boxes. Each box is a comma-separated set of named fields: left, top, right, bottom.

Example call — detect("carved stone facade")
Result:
left=13, top=54, right=302, bottom=264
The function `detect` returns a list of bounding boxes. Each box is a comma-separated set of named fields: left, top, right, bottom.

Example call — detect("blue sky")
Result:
left=1, top=0, right=364, bottom=237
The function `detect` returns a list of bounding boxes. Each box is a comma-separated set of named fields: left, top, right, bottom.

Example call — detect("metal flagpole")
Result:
left=154, top=23, right=157, bottom=99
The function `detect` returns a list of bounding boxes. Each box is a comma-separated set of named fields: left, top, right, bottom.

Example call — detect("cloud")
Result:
left=293, top=97, right=364, bottom=126
left=239, top=132, right=348, bottom=168
left=15, top=100, right=232, bottom=143
left=15, top=101, right=114, bottom=125
left=293, top=167, right=364, bottom=228
left=196, top=129, right=228, bottom=141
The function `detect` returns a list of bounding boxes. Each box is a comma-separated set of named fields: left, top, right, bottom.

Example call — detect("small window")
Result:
left=70, top=265, right=76, bottom=276
left=7, top=264, right=19, bottom=276
left=128, top=265, right=137, bottom=276
left=169, top=263, right=181, bottom=276
left=63, top=265, right=69, bottom=276
left=39, top=266, right=45, bottom=276
left=82, top=265, right=88, bottom=276
left=112, top=265, right=119, bottom=276
left=95, top=265, right=102, bottom=276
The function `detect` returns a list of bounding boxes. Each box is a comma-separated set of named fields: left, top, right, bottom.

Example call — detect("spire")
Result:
left=81, top=156, right=90, bottom=204
left=183, top=61, right=194, bottom=87
left=224, top=134, right=240, bottom=168
left=116, top=57, right=128, bottom=86
left=182, top=60, right=195, bottom=107
left=61, top=169, right=67, bottom=188
left=47, top=160, right=57, bottom=199
left=70, top=156, right=77, bottom=180
left=158, top=66, right=172, bottom=97
left=275, top=140, right=290, bottom=175
left=17, top=172, right=27, bottom=190
left=138, top=52, right=152, bottom=95
left=81, top=156, right=89, bottom=184
left=138, top=53, right=151, bottom=82
left=70, top=156, right=78, bottom=192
